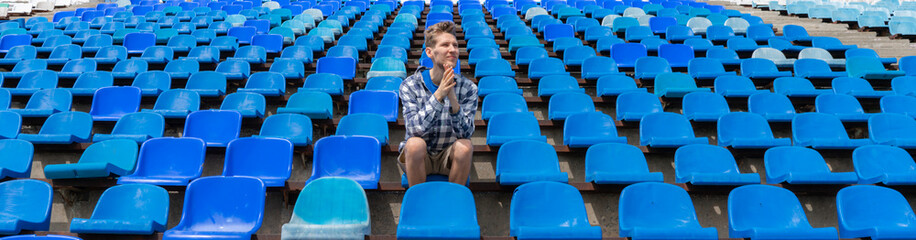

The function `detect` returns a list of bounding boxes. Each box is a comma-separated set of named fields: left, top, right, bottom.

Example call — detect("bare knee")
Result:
left=404, top=137, right=427, bottom=161
left=451, top=139, right=473, bottom=165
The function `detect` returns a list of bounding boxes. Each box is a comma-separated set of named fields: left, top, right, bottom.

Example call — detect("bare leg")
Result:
left=404, top=137, right=428, bottom=187
left=448, top=139, right=473, bottom=184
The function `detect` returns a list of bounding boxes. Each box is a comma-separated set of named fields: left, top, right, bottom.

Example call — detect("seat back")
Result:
left=728, top=185, right=816, bottom=235
left=563, top=112, right=619, bottom=143
left=348, top=90, right=398, bottom=121
left=24, top=89, right=71, bottom=113
left=718, top=112, right=778, bottom=143
left=0, top=180, right=52, bottom=226
left=89, top=86, right=141, bottom=120
left=220, top=92, right=265, bottom=117
left=290, top=177, right=369, bottom=226
left=222, top=137, right=293, bottom=185
left=309, top=135, right=380, bottom=189
left=0, top=139, right=32, bottom=177
left=853, top=145, right=916, bottom=182
left=509, top=181, right=591, bottom=235
left=836, top=185, right=916, bottom=236
left=183, top=110, right=241, bottom=146
left=619, top=182, right=705, bottom=235
left=764, top=146, right=834, bottom=183
left=792, top=113, right=852, bottom=141
left=815, top=93, right=866, bottom=115
left=675, top=144, right=744, bottom=180
left=616, top=91, right=662, bottom=118
left=172, top=176, right=265, bottom=234
left=639, top=112, right=697, bottom=140
left=110, top=112, right=164, bottom=139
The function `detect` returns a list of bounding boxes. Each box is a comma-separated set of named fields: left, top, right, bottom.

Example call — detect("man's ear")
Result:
left=424, top=45, right=432, bottom=58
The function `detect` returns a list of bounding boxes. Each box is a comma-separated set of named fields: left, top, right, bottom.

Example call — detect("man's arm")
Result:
left=450, top=79, right=477, bottom=139
left=401, top=79, right=444, bottom=137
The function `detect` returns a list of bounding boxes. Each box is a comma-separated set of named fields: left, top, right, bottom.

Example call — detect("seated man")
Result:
left=398, top=21, right=478, bottom=187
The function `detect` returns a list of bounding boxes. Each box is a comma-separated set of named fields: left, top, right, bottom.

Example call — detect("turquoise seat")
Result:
left=281, top=177, right=370, bottom=240
left=43, top=139, right=138, bottom=179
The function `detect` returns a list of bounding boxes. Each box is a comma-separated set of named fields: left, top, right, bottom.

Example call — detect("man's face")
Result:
left=425, top=33, right=459, bottom=69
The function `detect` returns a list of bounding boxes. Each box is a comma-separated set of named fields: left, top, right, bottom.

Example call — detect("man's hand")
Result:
left=433, top=63, right=456, bottom=102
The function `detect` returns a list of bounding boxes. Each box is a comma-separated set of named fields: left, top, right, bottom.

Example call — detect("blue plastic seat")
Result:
left=227, top=26, right=257, bottom=44
left=131, top=46, right=173, bottom=64
left=487, top=112, right=547, bottom=146
left=277, top=91, right=333, bottom=119
left=92, top=112, right=164, bottom=143
left=85, top=45, right=124, bottom=65
left=615, top=91, right=661, bottom=121
left=870, top=113, right=913, bottom=148
left=585, top=142, right=662, bottom=184
left=793, top=58, right=846, bottom=80
left=474, top=58, right=516, bottom=79
left=124, top=71, right=167, bottom=97
left=654, top=72, right=711, bottom=98
left=833, top=77, right=894, bottom=98
left=140, top=89, right=198, bottom=118
left=562, top=46, right=595, bottom=67
left=740, top=58, right=793, bottom=81
left=675, top=144, right=759, bottom=185
left=610, top=43, right=647, bottom=68
left=772, top=77, right=829, bottom=97
left=10, top=89, right=70, bottom=118
left=123, top=32, right=155, bottom=54
left=0, top=139, right=32, bottom=178
left=719, top=111, right=792, bottom=148
left=746, top=92, right=795, bottom=122
left=706, top=47, right=742, bottom=67
left=307, top=135, right=380, bottom=189
left=764, top=146, right=857, bottom=184
left=0, top=45, right=35, bottom=65
left=580, top=56, right=624, bottom=80
left=537, top=75, right=584, bottom=97
left=481, top=93, right=528, bottom=120
left=281, top=177, right=370, bottom=240
left=792, top=113, right=872, bottom=149
left=7, top=69, right=56, bottom=96
left=682, top=91, right=730, bottom=122
left=846, top=48, right=897, bottom=65
left=233, top=72, right=285, bottom=96
left=348, top=90, right=397, bottom=122
left=316, top=57, right=356, bottom=80
left=35, top=35, right=73, bottom=54
left=397, top=182, right=479, bottom=239
left=657, top=44, right=694, bottom=68
left=596, top=75, right=646, bottom=97
left=251, top=34, right=283, bottom=53
left=165, top=35, right=196, bottom=54
left=687, top=58, right=736, bottom=81
left=209, top=36, right=238, bottom=51
left=639, top=112, right=708, bottom=147
left=563, top=112, right=626, bottom=147
left=477, top=76, right=522, bottom=96
left=275, top=46, right=313, bottom=65
left=43, top=139, right=138, bottom=179
left=220, top=92, right=265, bottom=118
left=117, top=137, right=205, bottom=186
left=185, top=71, right=227, bottom=97
left=88, top=86, right=141, bottom=121
left=546, top=91, right=592, bottom=120
left=17, top=111, right=91, bottom=144
left=69, top=183, right=168, bottom=235
left=509, top=181, right=601, bottom=239
left=634, top=56, right=671, bottom=81
left=836, top=185, right=916, bottom=239
left=253, top=113, right=312, bottom=146
left=728, top=185, right=839, bottom=239
left=853, top=145, right=915, bottom=185
left=183, top=110, right=240, bottom=147
left=221, top=137, right=292, bottom=186
left=467, top=46, right=500, bottom=66
left=372, top=46, right=407, bottom=63
left=297, top=72, right=343, bottom=96
left=0, top=34, right=31, bottom=54
left=336, top=113, right=388, bottom=146
left=507, top=35, right=544, bottom=52
left=714, top=75, right=769, bottom=98
left=215, top=59, right=250, bottom=81
left=847, top=56, right=906, bottom=80
left=618, top=182, right=718, bottom=239
left=227, top=45, right=266, bottom=64
left=268, top=58, right=304, bottom=79
left=527, top=57, right=569, bottom=80
left=162, top=58, right=199, bottom=80
left=163, top=176, right=265, bottom=240
left=0, top=180, right=52, bottom=235
left=111, top=59, right=147, bottom=80
left=815, top=93, right=874, bottom=122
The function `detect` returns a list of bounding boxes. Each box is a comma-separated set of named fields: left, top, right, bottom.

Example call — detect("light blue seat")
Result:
left=0, top=180, right=53, bottom=235
left=773, top=77, right=831, bottom=97
left=162, top=59, right=199, bottom=80
left=718, top=112, right=791, bottom=148
left=847, top=56, right=905, bottom=80
left=183, top=110, right=241, bottom=147
left=43, top=138, right=138, bottom=179
left=237, top=72, right=285, bottom=97
left=853, top=145, right=916, bottom=185
left=832, top=77, right=894, bottom=98
left=728, top=185, right=840, bottom=239
left=639, top=112, right=709, bottom=147
left=348, top=90, right=398, bottom=122
left=281, top=177, right=370, bottom=240
left=618, top=182, right=718, bottom=239
left=6, top=69, right=57, bottom=96
left=596, top=75, right=646, bottom=96
left=69, top=184, right=169, bottom=235
left=116, top=137, right=205, bottom=186
left=58, top=59, right=97, bottom=79
left=163, top=176, right=265, bottom=240
left=69, top=71, right=113, bottom=96
left=764, top=146, right=858, bottom=184
left=478, top=76, right=522, bottom=96
left=215, top=59, right=250, bottom=81
left=0, top=139, right=32, bottom=178
left=254, top=114, right=312, bottom=146
left=528, top=57, right=569, bottom=80
left=277, top=91, right=333, bottom=119
left=269, top=58, right=305, bottom=79
left=509, top=181, right=602, bottom=239
left=580, top=56, right=624, bottom=80
left=682, top=91, right=729, bottom=122
left=675, top=144, right=760, bottom=185
left=487, top=112, right=547, bottom=146
left=298, top=73, right=343, bottom=96
left=9, top=89, right=70, bottom=118
left=222, top=137, right=292, bottom=187
left=219, top=92, right=265, bottom=118
left=111, top=59, right=147, bottom=80
left=634, top=56, right=671, bottom=81
left=481, top=93, right=528, bottom=120
left=563, top=112, right=626, bottom=148
left=547, top=91, right=593, bottom=120
left=748, top=92, right=796, bottom=122
left=538, top=75, right=584, bottom=97
left=186, top=71, right=227, bottom=97
left=815, top=93, right=874, bottom=122
left=496, top=140, right=569, bottom=185
left=714, top=75, right=769, bottom=97
left=653, top=72, right=711, bottom=98
left=141, top=89, right=199, bottom=118
left=616, top=91, right=661, bottom=121
left=792, top=113, right=872, bottom=149
left=585, top=142, right=662, bottom=184
left=397, top=182, right=479, bottom=239
left=307, top=135, right=380, bottom=189
left=869, top=113, right=916, bottom=148
left=794, top=59, right=846, bottom=81
left=365, top=77, right=402, bottom=93
left=336, top=113, right=388, bottom=146
left=92, top=112, right=163, bottom=143
left=836, top=185, right=916, bottom=239
left=366, top=57, right=406, bottom=79
left=227, top=45, right=267, bottom=64
left=88, top=86, right=141, bottom=121
left=17, top=111, right=91, bottom=144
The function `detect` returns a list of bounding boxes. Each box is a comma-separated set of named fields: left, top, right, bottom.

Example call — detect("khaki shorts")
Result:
left=398, top=144, right=455, bottom=176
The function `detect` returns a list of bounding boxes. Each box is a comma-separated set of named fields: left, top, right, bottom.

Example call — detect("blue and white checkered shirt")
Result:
left=398, top=66, right=478, bottom=154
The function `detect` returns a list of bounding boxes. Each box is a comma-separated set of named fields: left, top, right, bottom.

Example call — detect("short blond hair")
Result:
left=424, top=21, right=457, bottom=48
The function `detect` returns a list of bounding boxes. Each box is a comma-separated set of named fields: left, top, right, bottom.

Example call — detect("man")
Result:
left=398, top=21, right=478, bottom=187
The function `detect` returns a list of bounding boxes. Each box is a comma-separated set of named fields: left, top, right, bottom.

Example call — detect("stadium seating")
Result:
left=222, top=137, right=293, bottom=187
left=496, top=140, right=569, bottom=185
left=585, top=143, right=663, bottom=184
left=0, top=180, right=53, bottom=235
left=728, top=185, right=839, bottom=239
left=69, top=184, right=169, bottom=234
left=282, top=177, right=370, bottom=240
left=764, top=146, right=858, bottom=184
left=619, top=182, right=718, bottom=239
left=509, top=181, right=602, bottom=239
left=675, top=144, right=760, bottom=185
left=43, top=139, right=138, bottom=179
left=163, top=176, right=265, bottom=240
left=836, top=185, right=916, bottom=239
left=853, top=145, right=916, bottom=185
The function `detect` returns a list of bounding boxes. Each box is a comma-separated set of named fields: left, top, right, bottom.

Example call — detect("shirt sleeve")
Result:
left=450, top=78, right=478, bottom=139
left=401, top=77, right=444, bottom=138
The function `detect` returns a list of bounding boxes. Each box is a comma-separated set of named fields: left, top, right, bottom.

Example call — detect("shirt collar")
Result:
left=422, top=69, right=438, bottom=93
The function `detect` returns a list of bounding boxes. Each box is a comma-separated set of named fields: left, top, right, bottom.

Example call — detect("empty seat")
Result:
left=308, top=135, right=381, bottom=189
left=227, top=45, right=266, bottom=64
left=366, top=57, right=406, bottom=79
left=682, top=91, right=730, bottom=122
left=639, top=112, right=708, bottom=147
left=847, top=56, right=905, bottom=80
left=580, top=56, right=624, bottom=80
left=222, top=137, right=292, bottom=187
left=162, top=59, right=198, bottom=79
left=185, top=71, right=227, bottom=97
left=792, top=113, right=872, bottom=149
left=853, top=145, right=916, bottom=185
left=653, top=72, right=711, bottom=98
left=183, top=110, right=241, bottom=147
left=474, top=58, right=515, bottom=78
left=793, top=58, right=847, bottom=80
left=764, top=146, right=858, bottom=184
left=255, top=113, right=312, bottom=146
left=478, top=76, right=522, bottom=96
left=869, top=113, right=916, bottom=148
left=92, top=112, right=163, bottom=143
left=69, top=184, right=169, bottom=235
left=562, top=46, right=595, bottom=66
left=714, top=75, right=770, bottom=98
left=616, top=91, right=662, bottom=121
left=658, top=44, right=694, bottom=68
left=747, top=92, right=797, bottom=122
left=141, top=89, right=199, bottom=118
left=675, top=144, right=759, bottom=185
left=836, top=185, right=916, bottom=239
left=815, top=93, right=874, bottom=122
left=69, top=71, right=113, bottom=96
left=832, top=77, right=894, bottom=98
left=111, top=59, right=148, bottom=80
left=0, top=180, right=53, bottom=235
left=58, top=59, right=96, bottom=79
left=509, top=181, right=602, bottom=239
left=618, top=182, right=718, bottom=239
left=336, top=113, right=388, bottom=146
left=281, top=177, right=370, bottom=240
left=634, top=56, right=671, bottom=81
left=215, top=59, right=250, bottom=80
left=17, top=111, right=91, bottom=144
left=117, top=137, right=205, bottom=186
left=348, top=90, right=397, bottom=122
left=299, top=73, right=343, bottom=96
left=220, top=92, right=265, bottom=118
left=481, top=93, right=528, bottom=120
left=237, top=72, right=286, bottom=97
left=585, top=142, right=662, bottom=184
left=10, top=89, right=71, bottom=118
left=563, top=112, right=626, bottom=147
left=277, top=91, right=333, bottom=119
left=397, top=182, right=479, bottom=239
left=718, top=112, right=791, bottom=148
left=7, top=69, right=57, bottom=96
left=773, top=77, right=832, bottom=97
left=316, top=57, right=356, bottom=80
left=487, top=112, right=547, bottom=146
left=528, top=57, right=570, bottom=80
left=0, top=139, right=32, bottom=179
left=538, top=75, right=584, bottom=97
left=741, top=58, right=793, bottom=81
left=596, top=75, right=646, bottom=97
left=131, top=46, right=173, bottom=64
left=610, top=43, right=647, bottom=68
left=163, top=176, right=265, bottom=240
left=43, top=139, right=138, bottom=179
left=496, top=140, right=568, bottom=185
left=88, top=86, right=141, bottom=121
left=728, top=185, right=839, bottom=239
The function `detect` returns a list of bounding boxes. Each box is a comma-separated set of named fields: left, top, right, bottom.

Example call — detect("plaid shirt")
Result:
left=399, top=66, right=478, bottom=154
